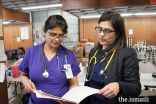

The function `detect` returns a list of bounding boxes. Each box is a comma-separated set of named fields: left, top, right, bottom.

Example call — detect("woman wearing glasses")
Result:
left=80, top=11, right=141, bottom=104
left=18, top=15, right=80, bottom=104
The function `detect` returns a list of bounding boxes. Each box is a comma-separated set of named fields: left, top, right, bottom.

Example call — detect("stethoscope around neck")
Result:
left=41, top=43, right=68, bottom=78
left=85, top=49, right=116, bottom=81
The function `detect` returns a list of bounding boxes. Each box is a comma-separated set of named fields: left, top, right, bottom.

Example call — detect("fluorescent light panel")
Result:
left=121, top=13, right=133, bottom=16
left=79, top=15, right=100, bottom=19
left=79, top=13, right=133, bottom=19
left=3, top=21, right=10, bottom=24
left=135, top=12, right=156, bottom=15
left=22, top=4, right=62, bottom=10
left=79, top=12, right=156, bottom=18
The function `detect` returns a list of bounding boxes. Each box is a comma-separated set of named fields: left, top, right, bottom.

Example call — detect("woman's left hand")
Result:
left=98, top=82, right=119, bottom=98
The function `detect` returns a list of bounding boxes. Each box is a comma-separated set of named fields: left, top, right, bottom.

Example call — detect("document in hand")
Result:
left=35, top=86, right=99, bottom=104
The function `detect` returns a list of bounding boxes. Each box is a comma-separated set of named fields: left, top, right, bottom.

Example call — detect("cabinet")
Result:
left=3, top=23, right=33, bottom=52
left=0, top=62, right=8, bottom=104
left=80, top=19, right=98, bottom=45
left=3, top=25, right=17, bottom=50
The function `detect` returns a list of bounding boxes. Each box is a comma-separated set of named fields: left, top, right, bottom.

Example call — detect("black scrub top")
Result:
left=89, top=60, right=108, bottom=104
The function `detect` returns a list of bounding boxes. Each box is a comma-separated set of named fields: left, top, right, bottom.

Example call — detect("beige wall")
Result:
left=80, top=16, right=156, bottom=46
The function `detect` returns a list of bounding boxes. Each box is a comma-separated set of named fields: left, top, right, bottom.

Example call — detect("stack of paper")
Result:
left=0, top=40, right=7, bottom=83
left=0, top=63, right=6, bottom=83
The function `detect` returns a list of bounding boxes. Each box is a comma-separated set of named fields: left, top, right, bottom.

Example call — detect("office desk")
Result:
left=140, top=73, right=156, bottom=90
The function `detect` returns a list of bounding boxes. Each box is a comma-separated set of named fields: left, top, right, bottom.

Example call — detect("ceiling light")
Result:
left=121, top=13, right=133, bottom=16
left=22, top=4, right=62, bottom=10
left=3, top=21, right=10, bottom=24
left=134, top=12, right=156, bottom=15
left=79, top=13, right=133, bottom=19
left=79, top=15, right=100, bottom=19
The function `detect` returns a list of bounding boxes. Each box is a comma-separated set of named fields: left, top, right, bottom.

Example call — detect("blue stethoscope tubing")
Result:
left=41, top=43, right=68, bottom=78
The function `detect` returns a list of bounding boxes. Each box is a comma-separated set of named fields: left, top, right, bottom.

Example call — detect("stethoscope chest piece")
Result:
left=42, top=70, right=49, bottom=78
left=100, top=70, right=105, bottom=76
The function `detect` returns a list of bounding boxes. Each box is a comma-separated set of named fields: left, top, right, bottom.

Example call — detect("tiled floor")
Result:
left=8, top=83, right=21, bottom=104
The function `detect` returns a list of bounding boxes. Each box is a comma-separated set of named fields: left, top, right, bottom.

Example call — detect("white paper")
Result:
left=0, top=40, right=5, bottom=56
left=20, top=26, right=29, bottom=40
left=129, top=29, right=133, bottom=35
left=0, top=55, right=7, bottom=61
left=0, top=63, right=6, bottom=83
left=35, top=86, right=99, bottom=104
left=17, top=37, right=20, bottom=42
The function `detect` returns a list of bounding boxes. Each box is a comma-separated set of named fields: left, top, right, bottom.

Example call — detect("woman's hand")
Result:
left=20, top=72, right=36, bottom=93
left=98, top=82, right=119, bottom=98
left=24, top=80, right=36, bottom=93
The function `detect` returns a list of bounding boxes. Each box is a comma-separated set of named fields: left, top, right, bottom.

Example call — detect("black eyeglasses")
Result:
left=48, top=31, right=66, bottom=40
left=95, top=26, right=115, bottom=36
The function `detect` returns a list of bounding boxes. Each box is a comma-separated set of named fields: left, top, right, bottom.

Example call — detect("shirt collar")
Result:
left=98, top=40, right=117, bottom=54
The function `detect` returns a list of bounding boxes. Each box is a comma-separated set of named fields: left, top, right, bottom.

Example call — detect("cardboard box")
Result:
left=82, top=66, right=87, bottom=74
left=66, top=47, right=75, bottom=51
left=75, top=42, right=81, bottom=47
left=82, top=58, right=89, bottom=67
left=74, top=47, right=84, bottom=58
left=85, top=52, right=90, bottom=58
left=76, top=58, right=83, bottom=65
left=80, top=41, right=86, bottom=48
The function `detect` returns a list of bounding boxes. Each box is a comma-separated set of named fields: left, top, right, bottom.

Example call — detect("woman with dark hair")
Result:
left=80, top=11, right=141, bottom=104
left=18, top=15, right=81, bottom=104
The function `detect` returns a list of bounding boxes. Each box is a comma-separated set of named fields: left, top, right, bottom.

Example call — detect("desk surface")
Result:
left=140, top=73, right=156, bottom=89
left=6, top=60, right=16, bottom=68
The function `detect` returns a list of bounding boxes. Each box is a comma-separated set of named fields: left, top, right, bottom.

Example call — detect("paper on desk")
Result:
left=35, top=86, right=99, bottom=104
left=0, top=63, right=6, bottom=83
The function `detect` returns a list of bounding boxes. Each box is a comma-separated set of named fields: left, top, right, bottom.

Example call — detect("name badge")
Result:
left=64, top=64, right=73, bottom=79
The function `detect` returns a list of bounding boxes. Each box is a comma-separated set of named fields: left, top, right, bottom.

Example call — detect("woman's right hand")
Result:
left=24, top=80, right=36, bottom=93
left=20, top=72, right=36, bottom=93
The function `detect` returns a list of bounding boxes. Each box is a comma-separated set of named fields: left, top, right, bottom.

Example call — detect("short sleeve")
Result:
left=18, top=48, right=31, bottom=74
left=69, top=51, right=81, bottom=76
